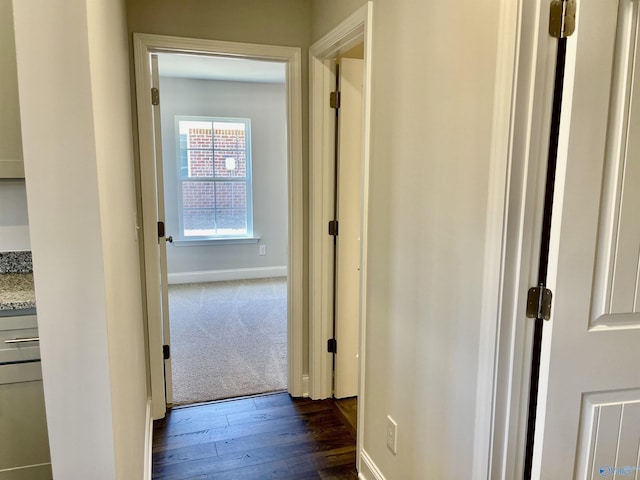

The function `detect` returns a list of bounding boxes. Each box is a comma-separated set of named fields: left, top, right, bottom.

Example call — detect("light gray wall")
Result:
left=311, top=0, right=366, bottom=43
left=87, top=0, right=149, bottom=476
left=0, top=0, right=22, bottom=164
left=313, top=0, right=500, bottom=478
left=159, top=77, right=288, bottom=275
left=0, top=180, right=30, bottom=251
left=13, top=0, right=148, bottom=477
left=0, top=1, right=28, bottom=251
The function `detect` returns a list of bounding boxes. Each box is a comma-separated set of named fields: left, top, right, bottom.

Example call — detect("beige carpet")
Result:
left=168, top=277, right=288, bottom=405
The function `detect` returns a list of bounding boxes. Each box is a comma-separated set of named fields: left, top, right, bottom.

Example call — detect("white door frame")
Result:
left=471, top=0, right=566, bottom=478
left=308, top=0, right=372, bottom=471
left=133, top=34, right=305, bottom=420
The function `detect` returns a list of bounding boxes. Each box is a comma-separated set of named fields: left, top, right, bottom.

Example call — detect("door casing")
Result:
left=309, top=1, right=373, bottom=473
left=471, top=0, right=579, bottom=477
left=133, top=34, right=305, bottom=420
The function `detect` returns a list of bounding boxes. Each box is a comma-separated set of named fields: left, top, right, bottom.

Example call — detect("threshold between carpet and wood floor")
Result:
left=152, top=391, right=358, bottom=479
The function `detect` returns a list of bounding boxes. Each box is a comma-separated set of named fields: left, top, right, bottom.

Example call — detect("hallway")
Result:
left=152, top=392, right=358, bottom=479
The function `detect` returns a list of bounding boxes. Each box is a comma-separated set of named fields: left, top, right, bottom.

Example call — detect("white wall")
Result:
left=12, top=0, right=148, bottom=478
left=86, top=0, right=149, bottom=477
left=0, top=0, right=22, bottom=165
left=0, top=180, right=30, bottom=251
left=0, top=1, right=29, bottom=252
left=159, top=77, right=288, bottom=276
left=311, top=0, right=365, bottom=43
left=313, top=0, right=501, bottom=478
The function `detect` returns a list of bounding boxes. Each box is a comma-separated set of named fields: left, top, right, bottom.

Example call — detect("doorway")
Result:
left=154, top=53, right=290, bottom=405
left=309, top=1, right=373, bottom=474
left=133, top=34, right=304, bottom=419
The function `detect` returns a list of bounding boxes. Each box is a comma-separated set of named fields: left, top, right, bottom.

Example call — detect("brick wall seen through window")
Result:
left=177, top=118, right=252, bottom=238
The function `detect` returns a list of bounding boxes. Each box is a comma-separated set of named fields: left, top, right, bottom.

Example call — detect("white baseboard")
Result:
left=302, top=374, right=309, bottom=397
left=143, top=398, right=153, bottom=480
left=168, top=266, right=287, bottom=284
left=359, top=449, right=386, bottom=480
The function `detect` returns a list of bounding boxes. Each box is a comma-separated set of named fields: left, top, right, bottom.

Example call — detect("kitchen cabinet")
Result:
left=0, top=0, right=24, bottom=179
left=0, top=312, right=51, bottom=479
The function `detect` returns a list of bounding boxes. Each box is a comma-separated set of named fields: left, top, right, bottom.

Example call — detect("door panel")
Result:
left=334, top=58, right=364, bottom=399
left=590, top=0, right=640, bottom=329
left=537, top=0, right=640, bottom=477
left=576, top=391, right=640, bottom=479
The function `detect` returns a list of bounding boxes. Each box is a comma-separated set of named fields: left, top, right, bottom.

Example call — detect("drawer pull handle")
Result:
left=4, top=337, right=40, bottom=344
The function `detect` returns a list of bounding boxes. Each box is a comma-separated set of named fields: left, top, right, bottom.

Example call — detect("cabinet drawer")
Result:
left=0, top=315, right=37, bottom=331
left=0, top=361, right=42, bottom=385
left=0, top=315, right=40, bottom=365
left=0, top=315, right=39, bottom=364
left=0, top=364, right=51, bottom=478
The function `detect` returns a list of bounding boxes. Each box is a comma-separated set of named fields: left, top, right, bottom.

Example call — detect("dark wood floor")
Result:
left=153, top=391, right=358, bottom=479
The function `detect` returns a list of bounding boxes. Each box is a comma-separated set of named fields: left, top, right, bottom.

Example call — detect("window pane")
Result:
left=215, top=182, right=246, bottom=208
left=179, top=134, right=189, bottom=178
left=215, top=182, right=232, bottom=208
left=176, top=117, right=252, bottom=239
left=213, top=122, right=246, bottom=178
left=188, top=150, right=213, bottom=177
left=187, top=127, right=212, bottom=149
left=232, top=182, right=246, bottom=207
left=213, top=131, right=244, bottom=150
left=216, top=181, right=247, bottom=235
left=183, top=181, right=215, bottom=208
left=179, top=120, right=212, bottom=138
left=182, top=181, right=215, bottom=237
left=215, top=150, right=246, bottom=178
left=213, top=121, right=245, bottom=137
left=215, top=208, right=247, bottom=234
left=183, top=209, right=216, bottom=237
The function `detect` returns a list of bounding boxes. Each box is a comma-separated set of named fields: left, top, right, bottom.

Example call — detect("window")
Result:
left=176, top=117, right=253, bottom=240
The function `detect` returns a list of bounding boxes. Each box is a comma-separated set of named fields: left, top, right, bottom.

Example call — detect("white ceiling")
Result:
left=156, top=53, right=286, bottom=84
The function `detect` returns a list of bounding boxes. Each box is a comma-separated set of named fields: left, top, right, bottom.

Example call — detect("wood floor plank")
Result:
left=154, top=413, right=230, bottom=438
left=284, top=445, right=356, bottom=473
left=318, top=464, right=359, bottom=479
left=214, top=426, right=318, bottom=456
left=225, top=399, right=334, bottom=426
left=184, top=458, right=292, bottom=480
left=154, top=408, right=341, bottom=454
left=154, top=434, right=355, bottom=479
left=335, top=397, right=357, bottom=433
left=156, top=396, right=258, bottom=428
left=152, top=392, right=358, bottom=479
left=252, top=391, right=299, bottom=409
left=152, top=442, right=218, bottom=471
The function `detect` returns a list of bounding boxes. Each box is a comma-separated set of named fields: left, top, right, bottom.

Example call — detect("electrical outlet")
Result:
left=259, top=244, right=266, bottom=255
left=386, top=415, right=398, bottom=454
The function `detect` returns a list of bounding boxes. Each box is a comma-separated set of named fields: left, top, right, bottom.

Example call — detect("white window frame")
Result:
left=174, top=115, right=255, bottom=244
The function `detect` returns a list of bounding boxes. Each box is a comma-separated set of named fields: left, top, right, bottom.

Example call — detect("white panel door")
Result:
left=151, top=54, right=173, bottom=408
left=536, top=1, right=640, bottom=478
left=143, top=54, right=173, bottom=412
left=334, top=58, right=364, bottom=399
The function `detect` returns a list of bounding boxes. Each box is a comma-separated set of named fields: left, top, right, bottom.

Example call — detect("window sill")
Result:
left=172, top=236, right=261, bottom=247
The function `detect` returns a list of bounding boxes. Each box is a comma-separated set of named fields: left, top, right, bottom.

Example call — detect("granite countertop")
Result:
left=0, top=273, right=36, bottom=310
left=0, top=251, right=36, bottom=311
